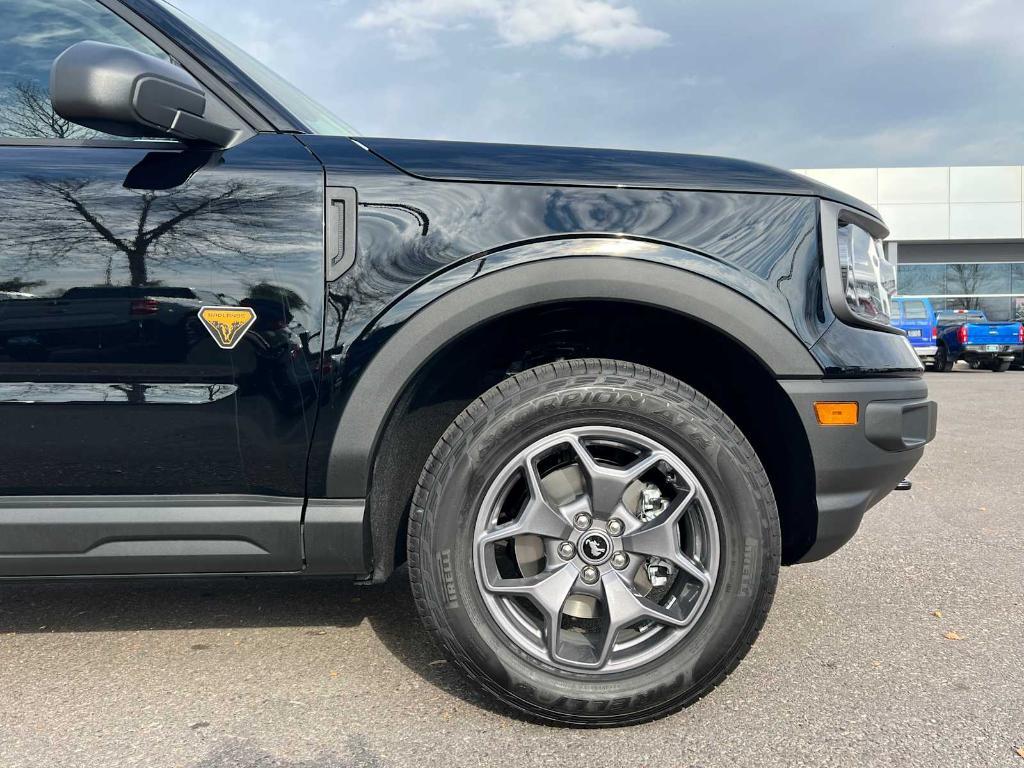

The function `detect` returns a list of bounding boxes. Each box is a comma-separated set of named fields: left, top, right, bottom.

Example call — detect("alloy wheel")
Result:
left=473, top=426, right=720, bottom=673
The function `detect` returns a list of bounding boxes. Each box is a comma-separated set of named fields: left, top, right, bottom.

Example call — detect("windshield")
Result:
left=157, top=1, right=356, bottom=136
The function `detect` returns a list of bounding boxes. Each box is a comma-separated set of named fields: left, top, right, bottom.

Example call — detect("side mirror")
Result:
left=50, top=40, right=239, bottom=148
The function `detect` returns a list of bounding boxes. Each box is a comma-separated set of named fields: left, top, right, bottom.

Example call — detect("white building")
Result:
left=795, top=166, right=1024, bottom=321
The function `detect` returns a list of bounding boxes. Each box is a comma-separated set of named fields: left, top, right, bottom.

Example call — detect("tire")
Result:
left=408, top=359, right=781, bottom=726
left=989, top=359, right=1011, bottom=373
left=933, top=346, right=954, bottom=372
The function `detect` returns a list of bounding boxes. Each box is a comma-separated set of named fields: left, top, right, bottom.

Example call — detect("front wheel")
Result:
left=408, top=359, right=780, bottom=725
left=989, top=359, right=1011, bottom=372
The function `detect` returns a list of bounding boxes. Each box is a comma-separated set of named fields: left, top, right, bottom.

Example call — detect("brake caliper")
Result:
left=637, top=483, right=674, bottom=589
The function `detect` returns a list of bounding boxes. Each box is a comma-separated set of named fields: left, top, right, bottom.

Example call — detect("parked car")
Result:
left=892, top=297, right=938, bottom=366
left=934, top=309, right=1024, bottom=372
left=0, top=0, right=937, bottom=725
left=0, top=285, right=227, bottom=364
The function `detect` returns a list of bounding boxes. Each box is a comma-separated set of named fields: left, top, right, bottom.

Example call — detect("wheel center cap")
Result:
left=578, top=531, right=612, bottom=565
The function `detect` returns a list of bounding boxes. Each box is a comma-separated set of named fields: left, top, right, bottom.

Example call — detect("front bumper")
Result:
left=913, top=344, right=937, bottom=358
left=781, top=377, right=938, bottom=562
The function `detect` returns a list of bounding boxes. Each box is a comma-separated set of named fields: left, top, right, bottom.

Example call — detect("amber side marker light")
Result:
left=814, top=401, right=859, bottom=426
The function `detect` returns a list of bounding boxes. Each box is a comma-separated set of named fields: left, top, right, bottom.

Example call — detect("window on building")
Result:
left=945, top=263, right=1011, bottom=295
left=897, top=261, right=1024, bottom=322
left=1012, top=264, right=1024, bottom=294
left=898, top=264, right=945, bottom=295
left=976, top=297, right=1012, bottom=321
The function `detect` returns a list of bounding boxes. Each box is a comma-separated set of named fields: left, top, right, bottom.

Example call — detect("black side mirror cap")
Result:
left=50, top=40, right=239, bottom=148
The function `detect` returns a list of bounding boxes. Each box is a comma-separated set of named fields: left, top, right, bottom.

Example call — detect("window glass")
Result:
left=901, top=300, right=928, bottom=320
left=945, top=263, right=1010, bottom=295
left=897, top=264, right=945, bottom=295
left=0, top=0, right=167, bottom=139
left=1011, top=263, right=1024, bottom=294
left=156, top=0, right=356, bottom=136
left=976, top=297, right=1011, bottom=321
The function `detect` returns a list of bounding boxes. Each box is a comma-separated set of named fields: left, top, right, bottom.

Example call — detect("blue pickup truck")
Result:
left=892, top=297, right=938, bottom=366
left=933, top=309, right=1023, bottom=372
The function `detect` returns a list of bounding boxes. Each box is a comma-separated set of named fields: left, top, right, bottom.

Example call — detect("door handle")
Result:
left=325, top=186, right=357, bottom=282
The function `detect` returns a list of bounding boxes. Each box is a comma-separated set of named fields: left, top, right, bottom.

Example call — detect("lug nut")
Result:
left=580, top=565, right=600, bottom=584
left=573, top=512, right=592, bottom=531
left=557, top=542, right=576, bottom=560
left=607, top=518, right=624, bottom=536
left=610, top=552, right=629, bottom=570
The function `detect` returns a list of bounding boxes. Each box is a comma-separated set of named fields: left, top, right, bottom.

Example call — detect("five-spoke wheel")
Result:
left=474, top=426, right=719, bottom=673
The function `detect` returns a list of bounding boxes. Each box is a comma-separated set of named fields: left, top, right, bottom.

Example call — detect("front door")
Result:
left=0, top=0, right=325, bottom=574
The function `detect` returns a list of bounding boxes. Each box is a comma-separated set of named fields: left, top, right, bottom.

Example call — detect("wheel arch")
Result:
left=326, top=241, right=823, bottom=580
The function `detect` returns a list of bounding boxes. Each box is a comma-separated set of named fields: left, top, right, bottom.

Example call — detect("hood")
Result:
left=355, top=137, right=880, bottom=218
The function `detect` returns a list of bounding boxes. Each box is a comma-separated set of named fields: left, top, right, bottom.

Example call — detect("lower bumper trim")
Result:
left=780, top=377, right=937, bottom=563
left=864, top=399, right=938, bottom=452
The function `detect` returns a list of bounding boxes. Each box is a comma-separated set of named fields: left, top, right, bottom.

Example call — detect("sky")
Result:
left=171, top=0, right=1024, bottom=169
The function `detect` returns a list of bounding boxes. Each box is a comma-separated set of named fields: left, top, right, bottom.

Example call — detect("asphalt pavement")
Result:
left=1, top=369, right=1022, bottom=768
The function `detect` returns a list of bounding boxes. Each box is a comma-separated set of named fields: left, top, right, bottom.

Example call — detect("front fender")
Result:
left=320, top=237, right=823, bottom=498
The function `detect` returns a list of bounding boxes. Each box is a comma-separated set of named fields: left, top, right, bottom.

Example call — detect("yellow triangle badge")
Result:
left=198, top=305, right=257, bottom=350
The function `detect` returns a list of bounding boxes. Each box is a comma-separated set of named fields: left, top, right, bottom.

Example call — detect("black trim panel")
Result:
left=864, top=399, right=938, bottom=452
left=0, top=495, right=302, bottom=576
left=0, top=138, right=186, bottom=149
left=302, top=499, right=370, bottom=576
left=325, top=187, right=358, bottom=282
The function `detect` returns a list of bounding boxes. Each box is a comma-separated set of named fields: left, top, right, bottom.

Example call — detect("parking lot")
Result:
left=0, top=369, right=1021, bottom=768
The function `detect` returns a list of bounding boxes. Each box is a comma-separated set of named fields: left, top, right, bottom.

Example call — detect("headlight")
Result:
left=836, top=220, right=895, bottom=325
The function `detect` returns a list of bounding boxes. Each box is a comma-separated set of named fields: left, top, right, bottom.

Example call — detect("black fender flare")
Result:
left=325, top=237, right=823, bottom=498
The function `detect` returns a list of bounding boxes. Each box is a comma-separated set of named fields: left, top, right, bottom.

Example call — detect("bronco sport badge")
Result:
left=198, top=306, right=257, bottom=350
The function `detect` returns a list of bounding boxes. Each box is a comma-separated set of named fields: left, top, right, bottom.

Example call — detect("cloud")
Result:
left=172, top=0, right=1024, bottom=167
left=910, top=0, right=1024, bottom=48
left=7, top=25, right=80, bottom=47
left=353, top=0, right=668, bottom=59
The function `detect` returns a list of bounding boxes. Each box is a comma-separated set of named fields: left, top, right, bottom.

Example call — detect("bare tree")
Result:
left=0, top=81, right=98, bottom=140
left=1, top=175, right=313, bottom=288
left=947, top=264, right=983, bottom=310
left=0, top=81, right=319, bottom=318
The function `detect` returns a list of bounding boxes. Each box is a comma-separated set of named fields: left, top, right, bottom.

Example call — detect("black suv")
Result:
left=0, top=0, right=937, bottom=726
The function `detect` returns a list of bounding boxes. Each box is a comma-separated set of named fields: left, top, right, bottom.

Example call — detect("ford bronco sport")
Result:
left=0, top=0, right=937, bottom=725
